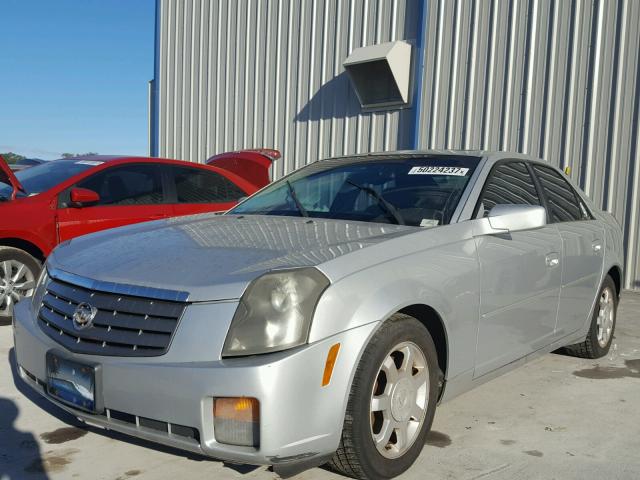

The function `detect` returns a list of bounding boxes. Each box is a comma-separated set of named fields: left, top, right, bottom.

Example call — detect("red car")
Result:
left=0, top=150, right=278, bottom=323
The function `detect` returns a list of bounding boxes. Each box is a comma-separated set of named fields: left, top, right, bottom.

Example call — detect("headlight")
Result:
left=31, top=268, right=50, bottom=310
left=222, top=268, right=330, bottom=357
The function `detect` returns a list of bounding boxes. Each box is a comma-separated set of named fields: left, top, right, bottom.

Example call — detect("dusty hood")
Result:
left=49, top=214, right=415, bottom=301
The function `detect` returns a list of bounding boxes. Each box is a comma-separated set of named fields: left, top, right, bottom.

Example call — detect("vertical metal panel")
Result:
left=417, top=0, right=640, bottom=290
left=157, top=0, right=640, bottom=290
left=158, top=0, right=416, bottom=180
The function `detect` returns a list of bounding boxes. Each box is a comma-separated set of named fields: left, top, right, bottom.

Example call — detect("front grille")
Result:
left=37, top=278, right=186, bottom=357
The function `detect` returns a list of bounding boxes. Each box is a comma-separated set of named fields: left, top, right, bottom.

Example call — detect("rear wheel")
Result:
left=561, top=275, right=618, bottom=359
left=329, top=314, right=441, bottom=479
left=0, top=247, right=41, bottom=325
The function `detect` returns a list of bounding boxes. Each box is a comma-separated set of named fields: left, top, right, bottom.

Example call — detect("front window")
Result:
left=230, top=156, right=478, bottom=227
left=0, top=160, right=95, bottom=200
left=475, top=162, right=540, bottom=217
left=76, top=164, right=164, bottom=206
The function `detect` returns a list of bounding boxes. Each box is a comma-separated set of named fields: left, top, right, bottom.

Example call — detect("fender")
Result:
left=0, top=233, right=50, bottom=259
left=311, top=237, right=480, bottom=381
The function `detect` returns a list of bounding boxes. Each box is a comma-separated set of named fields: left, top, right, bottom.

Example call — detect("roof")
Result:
left=54, top=155, right=148, bottom=163
left=323, top=149, right=546, bottom=163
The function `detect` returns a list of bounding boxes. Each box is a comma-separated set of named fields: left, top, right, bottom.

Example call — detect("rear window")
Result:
left=171, top=166, right=246, bottom=203
left=532, top=165, right=589, bottom=222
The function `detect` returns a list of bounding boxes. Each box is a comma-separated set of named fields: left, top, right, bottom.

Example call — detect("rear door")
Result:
left=473, top=161, right=563, bottom=378
left=166, top=165, right=249, bottom=217
left=56, top=163, right=172, bottom=241
left=531, top=164, right=604, bottom=336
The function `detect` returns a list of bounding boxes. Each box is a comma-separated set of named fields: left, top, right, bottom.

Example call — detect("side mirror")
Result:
left=486, top=204, right=546, bottom=233
left=69, top=188, right=100, bottom=207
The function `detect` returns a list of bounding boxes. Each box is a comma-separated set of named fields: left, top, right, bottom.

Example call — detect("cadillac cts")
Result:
left=13, top=151, right=623, bottom=479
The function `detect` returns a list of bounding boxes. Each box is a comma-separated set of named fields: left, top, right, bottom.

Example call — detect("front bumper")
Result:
left=13, top=298, right=377, bottom=471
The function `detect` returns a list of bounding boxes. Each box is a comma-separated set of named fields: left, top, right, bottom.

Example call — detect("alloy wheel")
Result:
left=0, top=260, right=36, bottom=316
left=596, top=287, right=615, bottom=348
left=370, top=341, right=429, bottom=459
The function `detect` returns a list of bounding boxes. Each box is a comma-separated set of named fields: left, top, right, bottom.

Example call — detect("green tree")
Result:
left=0, top=152, right=26, bottom=164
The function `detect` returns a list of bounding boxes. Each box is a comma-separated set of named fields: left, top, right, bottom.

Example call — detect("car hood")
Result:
left=49, top=214, right=416, bottom=301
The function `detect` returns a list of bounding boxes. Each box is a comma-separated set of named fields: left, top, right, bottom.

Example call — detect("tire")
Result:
left=561, top=275, right=618, bottom=359
left=328, top=313, right=442, bottom=479
left=0, top=247, right=42, bottom=326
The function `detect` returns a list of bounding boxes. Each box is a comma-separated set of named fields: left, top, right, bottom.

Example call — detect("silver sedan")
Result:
left=13, top=151, right=623, bottom=479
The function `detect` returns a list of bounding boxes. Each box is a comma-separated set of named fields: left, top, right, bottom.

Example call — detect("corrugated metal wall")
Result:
left=155, top=0, right=640, bottom=289
left=417, top=0, right=640, bottom=289
left=156, top=0, right=420, bottom=178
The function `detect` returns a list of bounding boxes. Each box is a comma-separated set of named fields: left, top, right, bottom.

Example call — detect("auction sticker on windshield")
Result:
left=409, top=166, right=469, bottom=176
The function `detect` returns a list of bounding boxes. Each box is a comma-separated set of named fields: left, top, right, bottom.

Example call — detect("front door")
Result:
left=473, top=161, right=562, bottom=378
left=56, top=163, right=171, bottom=242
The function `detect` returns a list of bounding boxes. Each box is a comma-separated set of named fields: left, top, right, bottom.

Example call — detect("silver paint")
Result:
left=15, top=151, right=624, bottom=473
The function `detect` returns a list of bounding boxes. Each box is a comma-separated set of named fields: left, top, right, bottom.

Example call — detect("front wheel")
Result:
left=0, top=247, right=41, bottom=325
left=329, top=314, right=441, bottom=479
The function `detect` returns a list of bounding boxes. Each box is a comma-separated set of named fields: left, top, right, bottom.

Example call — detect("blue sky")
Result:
left=0, top=0, right=155, bottom=159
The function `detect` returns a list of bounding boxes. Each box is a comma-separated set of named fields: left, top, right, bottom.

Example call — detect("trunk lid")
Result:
left=206, top=149, right=280, bottom=189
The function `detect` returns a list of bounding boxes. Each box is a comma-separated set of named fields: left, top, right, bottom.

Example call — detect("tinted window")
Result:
left=532, top=165, right=586, bottom=222
left=172, top=167, right=246, bottom=203
left=231, top=156, right=479, bottom=226
left=0, top=160, right=95, bottom=199
left=477, top=162, right=540, bottom=216
left=77, top=164, right=164, bottom=206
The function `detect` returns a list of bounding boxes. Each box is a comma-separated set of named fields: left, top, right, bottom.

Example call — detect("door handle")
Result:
left=592, top=241, right=602, bottom=252
left=545, top=253, right=560, bottom=267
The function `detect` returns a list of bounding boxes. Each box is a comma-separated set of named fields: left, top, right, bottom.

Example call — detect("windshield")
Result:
left=16, top=158, right=44, bottom=166
left=230, top=155, right=479, bottom=226
left=0, top=160, right=96, bottom=200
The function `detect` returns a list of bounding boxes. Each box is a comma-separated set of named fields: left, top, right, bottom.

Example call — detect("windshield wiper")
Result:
left=286, top=180, right=309, bottom=217
left=346, top=180, right=405, bottom=225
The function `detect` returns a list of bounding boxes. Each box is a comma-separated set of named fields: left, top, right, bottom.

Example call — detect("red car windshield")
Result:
left=0, top=160, right=96, bottom=200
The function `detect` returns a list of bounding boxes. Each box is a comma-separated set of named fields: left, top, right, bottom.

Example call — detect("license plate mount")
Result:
left=46, top=351, right=101, bottom=413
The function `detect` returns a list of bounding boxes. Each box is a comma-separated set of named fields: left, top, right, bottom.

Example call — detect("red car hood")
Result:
left=0, top=155, right=25, bottom=200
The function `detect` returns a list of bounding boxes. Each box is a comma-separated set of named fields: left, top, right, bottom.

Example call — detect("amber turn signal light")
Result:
left=322, top=343, right=341, bottom=386
left=213, top=397, right=260, bottom=447
left=214, top=397, right=259, bottom=423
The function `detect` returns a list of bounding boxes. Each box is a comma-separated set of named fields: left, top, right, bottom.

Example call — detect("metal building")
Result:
left=152, top=0, right=640, bottom=290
